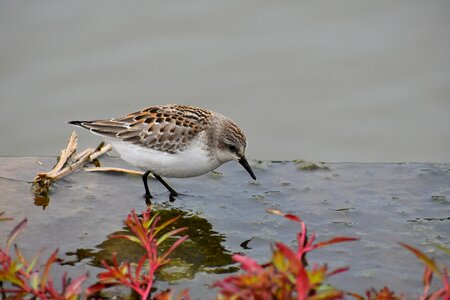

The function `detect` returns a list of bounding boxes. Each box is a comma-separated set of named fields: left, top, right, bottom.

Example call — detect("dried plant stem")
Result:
left=32, top=131, right=112, bottom=199
left=84, top=167, right=145, bottom=176
left=89, top=142, right=112, bottom=161
left=46, top=131, right=78, bottom=178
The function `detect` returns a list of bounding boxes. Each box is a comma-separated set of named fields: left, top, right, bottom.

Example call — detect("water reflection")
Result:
left=64, top=207, right=238, bottom=282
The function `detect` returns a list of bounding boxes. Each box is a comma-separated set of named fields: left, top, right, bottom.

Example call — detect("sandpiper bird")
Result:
left=68, top=104, right=256, bottom=202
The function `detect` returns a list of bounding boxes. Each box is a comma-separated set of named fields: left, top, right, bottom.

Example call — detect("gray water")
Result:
left=1, top=1, right=449, bottom=162
left=1, top=157, right=449, bottom=298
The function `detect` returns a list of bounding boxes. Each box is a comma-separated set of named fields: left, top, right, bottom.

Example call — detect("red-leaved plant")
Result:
left=86, top=208, right=190, bottom=300
left=213, top=209, right=359, bottom=299
left=0, top=211, right=87, bottom=300
left=2, top=208, right=449, bottom=300
left=398, top=243, right=449, bottom=300
left=348, top=243, right=450, bottom=300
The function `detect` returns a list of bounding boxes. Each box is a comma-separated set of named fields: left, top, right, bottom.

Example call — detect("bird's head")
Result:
left=214, top=118, right=256, bottom=180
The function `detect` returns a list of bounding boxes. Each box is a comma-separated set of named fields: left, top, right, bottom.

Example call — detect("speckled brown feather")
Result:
left=72, top=105, right=214, bottom=153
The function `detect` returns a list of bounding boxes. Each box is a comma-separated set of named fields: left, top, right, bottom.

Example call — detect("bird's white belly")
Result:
left=108, top=139, right=222, bottom=178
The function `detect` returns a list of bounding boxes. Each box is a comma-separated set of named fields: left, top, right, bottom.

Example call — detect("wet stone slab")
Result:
left=0, top=156, right=449, bottom=298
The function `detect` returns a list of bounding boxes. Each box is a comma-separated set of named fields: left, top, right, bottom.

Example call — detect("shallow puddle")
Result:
left=0, top=157, right=449, bottom=298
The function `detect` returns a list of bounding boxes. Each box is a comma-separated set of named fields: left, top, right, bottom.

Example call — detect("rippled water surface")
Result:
left=0, top=156, right=449, bottom=298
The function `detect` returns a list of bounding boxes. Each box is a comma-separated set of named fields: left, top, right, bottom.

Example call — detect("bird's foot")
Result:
left=143, top=193, right=153, bottom=206
left=169, top=191, right=197, bottom=202
left=169, top=193, right=177, bottom=202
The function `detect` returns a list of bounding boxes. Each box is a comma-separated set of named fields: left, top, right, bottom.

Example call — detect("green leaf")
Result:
left=25, top=253, right=41, bottom=275
left=30, top=272, right=39, bottom=290
left=112, top=234, right=142, bottom=245
left=434, top=243, right=450, bottom=256
left=145, top=212, right=160, bottom=231
left=272, top=248, right=289, bottom=272
left=10, top=259, right=24, bottom=273
left=400, top=243, right=442, bottom=279
left=0, top=271, right=25, bottom=288
left=153, top=215, right=181, bottom=237
left=0, top=211, right=13, bottom=222
left=309, top=289, right=344, bottom=300
left=156, top=227, right=188, bottom=246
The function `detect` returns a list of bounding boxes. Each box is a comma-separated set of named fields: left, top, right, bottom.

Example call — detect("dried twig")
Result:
left=89, top=143, right=112, bottom=161
left=84, top=167, right=145, bottom=176
left=32, top=131, right=112, bottom=206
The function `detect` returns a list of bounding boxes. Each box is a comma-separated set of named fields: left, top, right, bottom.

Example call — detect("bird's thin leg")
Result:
left=142, top=171, right=153, bottom=200
left=153, top=174, right=178, bottom=198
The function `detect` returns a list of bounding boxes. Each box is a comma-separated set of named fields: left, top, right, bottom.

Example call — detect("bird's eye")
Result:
left=228, top=144, right=237, bottom=152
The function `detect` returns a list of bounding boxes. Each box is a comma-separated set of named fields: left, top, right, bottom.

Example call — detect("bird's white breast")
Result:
left=107, top=137, right=222, bottom=178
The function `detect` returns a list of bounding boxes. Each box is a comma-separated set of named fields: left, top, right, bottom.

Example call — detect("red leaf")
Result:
left=327, top=266, right=350, bottom=277
left=135, top=255, right=148, bottom=278
left=399, top=243, right=442, bottom=279
left=176, top=288, right=191, bottom=300
left=232, top=254, right=263, bottom=273
left=284, top=214, right=302, bottom=223
left=154, top=288, right=190, bottom=300
left=296, top=264, right=310, bottom=300
left=312, top=237, right=359, bottom=251
left=41, top=249, right=59, bottom=288
left=160, top=235, right=189, bottom=264
left=347, top=292, right=366, bottom=299
left=298, top=223, right=309, bottom=254
left=6, top=218, right=27, bottom=250
left=422, top=266, right=433, bottom=297
left=64, top=274, right=88, bottom=298
left=275, top=242, right=301, bottom=266
left=443, top=268, right=450, bottom=295
left=86, top=282, right=116, bottom=295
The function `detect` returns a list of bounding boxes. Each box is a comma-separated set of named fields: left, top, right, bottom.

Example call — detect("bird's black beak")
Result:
left=239, top=156, right=256, bottom=180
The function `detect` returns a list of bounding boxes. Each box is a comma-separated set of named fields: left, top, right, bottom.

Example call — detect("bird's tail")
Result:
left=67, top=120, right=89, bottom=129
